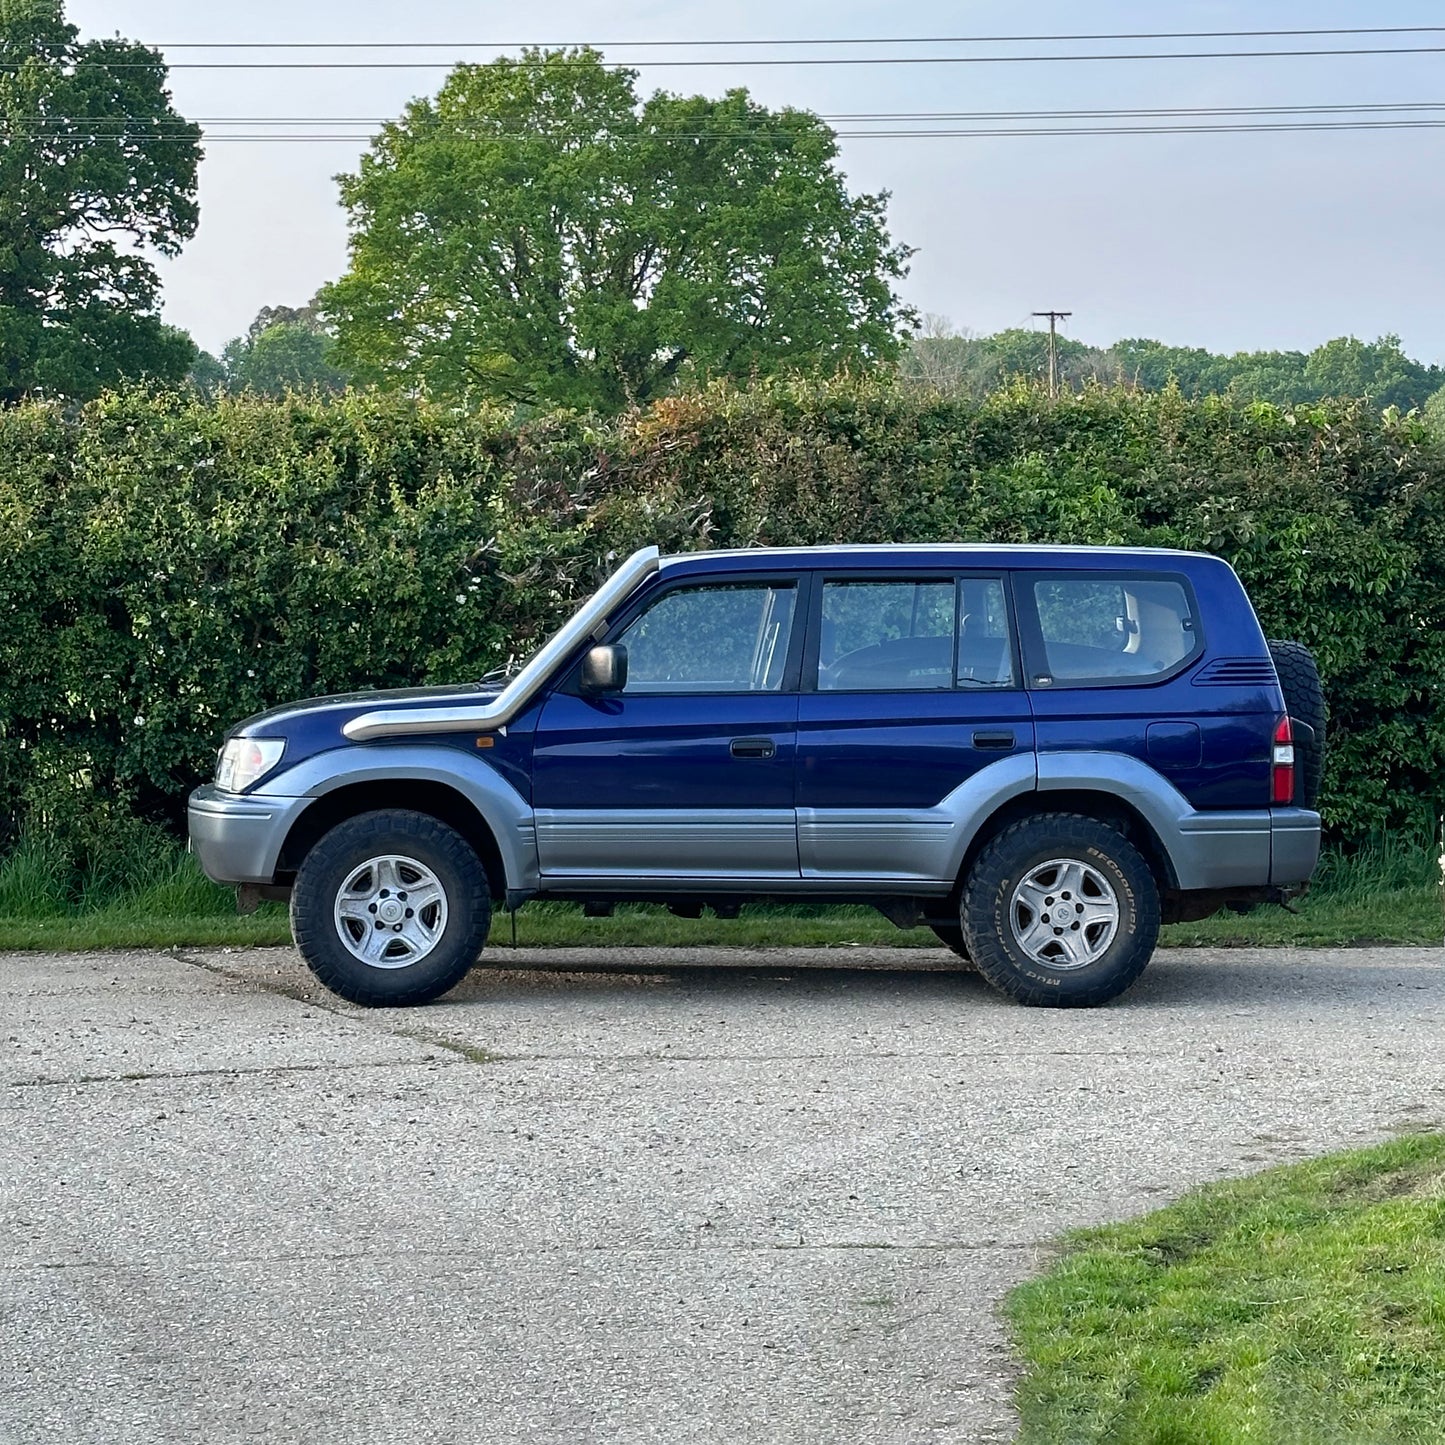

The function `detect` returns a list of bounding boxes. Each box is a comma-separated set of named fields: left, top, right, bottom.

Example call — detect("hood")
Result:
left=228, top=682, right=501, bottom=739
left=226, top=684, right=507, bottom=781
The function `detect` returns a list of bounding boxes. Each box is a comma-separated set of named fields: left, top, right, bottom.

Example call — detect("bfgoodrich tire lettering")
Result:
left=291, top=809, right=492, bottom=1007
left=961, top=813, right=1160, bottom=1008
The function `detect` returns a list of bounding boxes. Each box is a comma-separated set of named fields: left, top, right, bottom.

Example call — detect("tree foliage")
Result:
left=905, top=326, right=1445, bottom=412
left=202, top=302, right=349, bottom=396
left=0, top=0, right=200, bottom=402
left=1421, top=383, right=1445, bottom=440
left=321, top=48, right=915, bottom=410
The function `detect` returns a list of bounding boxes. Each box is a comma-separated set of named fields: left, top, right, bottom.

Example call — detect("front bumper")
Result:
left=188, top=784, right=310, bottom=885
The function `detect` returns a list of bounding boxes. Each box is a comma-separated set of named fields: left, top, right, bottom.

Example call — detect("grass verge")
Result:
left=0, top=833, right=1436, bottom=952
left=1007, top=1132, right=1445, bottom=1444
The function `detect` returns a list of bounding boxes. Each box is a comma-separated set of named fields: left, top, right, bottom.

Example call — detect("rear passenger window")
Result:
left=1029, top=575, right=1200, bottom=684
left=817, top=577, right=1016, bottom=691
left=819, top=580, right=955, bottom=690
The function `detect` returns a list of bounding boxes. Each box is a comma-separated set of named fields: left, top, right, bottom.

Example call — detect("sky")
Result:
left=66, top=0, right=1445, bottom=364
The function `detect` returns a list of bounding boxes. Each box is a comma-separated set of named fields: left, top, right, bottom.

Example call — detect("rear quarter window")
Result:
left=1025, top=573, right=1202, bottom=686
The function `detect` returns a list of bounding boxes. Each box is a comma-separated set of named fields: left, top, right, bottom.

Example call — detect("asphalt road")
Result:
left=3, top=943, right=1444, bottom=1444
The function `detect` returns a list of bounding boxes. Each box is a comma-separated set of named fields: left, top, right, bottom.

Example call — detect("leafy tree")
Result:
left=1301, top=334, right=1431, bottom=411
left=1425, top=384, right=1445, bottom=440
left=321, top=48, right=915, bottom=411
left=188, top=349, right=226, bottom=395
left=0, top=0, right=200, bottom=402
left=1110, top=334, right=1440, bottom=409
left=229, top=324, right=348, bottom=395
left=902, top=324, right=1107, bottom=395
left=217, top=302, right=348, bottom=395
left=909, top=326, right=1444, bottom=410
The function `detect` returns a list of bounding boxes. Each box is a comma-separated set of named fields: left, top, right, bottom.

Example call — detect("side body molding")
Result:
left=1035, top=751, right=1272, bottom=891
left=798, top=752, right=1037, bottom=885
left=255, top=746, right=539, bottom=892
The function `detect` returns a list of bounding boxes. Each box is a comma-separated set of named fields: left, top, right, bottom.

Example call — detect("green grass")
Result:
left=0, top=831, right=1436, bottom=952
left=1007, top=1132, right=1445, bottom=1444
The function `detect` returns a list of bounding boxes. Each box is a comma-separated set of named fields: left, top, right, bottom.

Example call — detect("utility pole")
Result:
left=1032, top=310, right=1072, bottom=399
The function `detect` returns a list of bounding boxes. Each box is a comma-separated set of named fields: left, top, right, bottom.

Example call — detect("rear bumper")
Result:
left=1169, top=807, right=1320, bottom=890
left=1269, top=807, right=1322, bottom=886
left=188, top=784, right=309, bottom=885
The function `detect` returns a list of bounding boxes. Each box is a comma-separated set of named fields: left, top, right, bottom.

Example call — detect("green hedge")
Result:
left=0, top=380, right=1441, bottom=860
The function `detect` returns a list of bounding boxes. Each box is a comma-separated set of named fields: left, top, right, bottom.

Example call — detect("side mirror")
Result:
left=579, top=643, right=628, bottom=696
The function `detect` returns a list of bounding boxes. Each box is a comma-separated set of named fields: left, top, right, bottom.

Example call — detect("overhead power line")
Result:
left=146, top=27, right=1445, bottom=48
left=13, top=102, right=1445, bottom=126
left=824, top=102, right=1445, bottom=120
left=11, top=119, right=1445, bottom=142
left=35, top=45, right=1445, bottom=69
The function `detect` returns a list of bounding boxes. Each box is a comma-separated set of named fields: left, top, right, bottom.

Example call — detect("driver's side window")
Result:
left=615, top=582, right=798, bottom=693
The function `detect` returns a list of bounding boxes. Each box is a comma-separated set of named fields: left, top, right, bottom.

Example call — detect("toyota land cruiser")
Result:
left=189, top=544, right=1324, bottom=1008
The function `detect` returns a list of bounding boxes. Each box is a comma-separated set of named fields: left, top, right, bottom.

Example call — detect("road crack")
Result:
left=163, top=948, right=498, bottom=1066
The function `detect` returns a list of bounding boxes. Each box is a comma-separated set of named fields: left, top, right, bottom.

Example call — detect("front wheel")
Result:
left=961, top=814, right=1160, bottom=1008
left=291, top=809, right=492, bottom=1007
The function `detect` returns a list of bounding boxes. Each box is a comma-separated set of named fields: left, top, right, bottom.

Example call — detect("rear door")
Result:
left=532, top=573, right=805, bottom=882
left=795, top=572, right=1035, bottom=883
left=1016, top=569, right=1270, bottom=811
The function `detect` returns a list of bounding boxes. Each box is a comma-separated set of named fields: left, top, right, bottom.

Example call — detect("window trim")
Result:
left=1016, top=569, right=1206, bottom=690
left=801, top=570, right=1023, bottom=695
left=559, top=571, right=812, bottom=698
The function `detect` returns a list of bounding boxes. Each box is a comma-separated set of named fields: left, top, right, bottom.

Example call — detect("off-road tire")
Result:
left=961, top=813, right=1160, bottom=1008
left=1266, top=639, right=1327, bottom=809
left=928, top=920, right=977, bottom=970
left=291, top=809, right=492, bottom=1007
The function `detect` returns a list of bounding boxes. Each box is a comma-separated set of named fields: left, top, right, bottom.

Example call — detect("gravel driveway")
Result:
left=3, top=943, right=1443, bottom=1443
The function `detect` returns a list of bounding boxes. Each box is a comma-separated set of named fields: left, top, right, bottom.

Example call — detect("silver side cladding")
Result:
left=536, top=810, right=799, bottom=879
left=1270, top=808, right=1323, bottom=885
left=537, top=874, right=954, bottom=896
left=798, top=752, right=1037, bottom=883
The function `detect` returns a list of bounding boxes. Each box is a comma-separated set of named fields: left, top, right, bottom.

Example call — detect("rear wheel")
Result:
left=291, top=809, right=492, bottom=1007
left=961, top=813, right=1160, bottom=1008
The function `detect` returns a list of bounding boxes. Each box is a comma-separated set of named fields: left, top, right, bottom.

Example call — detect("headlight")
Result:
left=216, top=737, right=286, bottom=794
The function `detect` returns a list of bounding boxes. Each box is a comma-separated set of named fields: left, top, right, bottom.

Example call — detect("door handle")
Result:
left=730, top=737, right=777, bottom=760
left=972, top=730, right=1016, bottom=750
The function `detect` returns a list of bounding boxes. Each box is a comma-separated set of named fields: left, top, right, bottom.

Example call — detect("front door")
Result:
left=796, top=573, right=1035, bottom=883
left=532, top=575, right=804, bottom=883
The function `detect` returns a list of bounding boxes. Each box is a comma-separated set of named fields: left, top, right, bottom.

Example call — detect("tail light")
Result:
left=1271, top=715, right=1295, bottom=805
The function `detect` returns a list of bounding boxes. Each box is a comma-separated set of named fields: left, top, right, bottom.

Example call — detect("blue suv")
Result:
left=188, top=544, right=1324, bottom=1008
